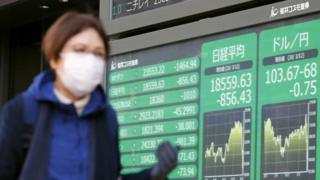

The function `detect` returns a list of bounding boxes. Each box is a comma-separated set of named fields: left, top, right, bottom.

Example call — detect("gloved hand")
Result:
left=151, top=142, right=180, bottom=180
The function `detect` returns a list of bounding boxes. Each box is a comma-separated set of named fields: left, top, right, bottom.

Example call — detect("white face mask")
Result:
left=57, top=52, right=106, bottom=97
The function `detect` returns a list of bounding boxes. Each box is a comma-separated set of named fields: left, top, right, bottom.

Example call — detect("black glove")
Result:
left=151, top=142, right=180, bottom=180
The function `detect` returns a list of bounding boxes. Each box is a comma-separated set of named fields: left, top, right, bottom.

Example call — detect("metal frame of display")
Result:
left=100, top=0, right=254, bottom=35
left=109, top=0, right=320, bottom=56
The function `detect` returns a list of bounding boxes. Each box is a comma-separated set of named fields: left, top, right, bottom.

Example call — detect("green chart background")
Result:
left=107, top=14, right=320, bottom=180
left=200, top=33, right=257, bottom=180
left=257, top=19, right=320, bottom=180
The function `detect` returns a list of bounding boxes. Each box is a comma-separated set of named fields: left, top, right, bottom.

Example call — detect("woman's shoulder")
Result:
left=1, top=93, right=25, bottom=115
left=21, top=92, right=40, bottom=125
left=0, top=94, right=25, bottom=136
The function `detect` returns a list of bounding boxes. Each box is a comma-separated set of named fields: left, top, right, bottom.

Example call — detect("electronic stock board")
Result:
left=106, top=0, right=320, bottom=179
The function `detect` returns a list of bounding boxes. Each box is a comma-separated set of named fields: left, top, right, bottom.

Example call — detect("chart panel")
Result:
left=257, top=19, right=320, bottom=180
left=262, top=100, right=316, bottom=179
left=200, top=33, right=256, bottom=180
left=203, top=108, right=251, bottom=179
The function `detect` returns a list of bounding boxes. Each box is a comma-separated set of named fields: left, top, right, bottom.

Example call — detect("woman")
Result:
left=0, top=11, right=178, bottom=180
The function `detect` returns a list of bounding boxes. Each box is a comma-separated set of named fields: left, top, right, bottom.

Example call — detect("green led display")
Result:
left=111, top=88, right=198, bottom=111
left=257, top=19, right=320, bottom=180
left=200, top=33, right=256, bottom=180
left=110, top=56, right=199, bottom=84
left=109, top=72, right=199, bottom=98
left=107, top=15, right=320, bottom=180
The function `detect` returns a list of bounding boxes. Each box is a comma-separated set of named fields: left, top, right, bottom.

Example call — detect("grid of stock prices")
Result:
left=106, top=10, right=320, bottom=180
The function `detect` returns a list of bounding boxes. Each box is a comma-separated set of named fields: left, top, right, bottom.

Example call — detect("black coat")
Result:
left=0, top=94, right=152, bottom=180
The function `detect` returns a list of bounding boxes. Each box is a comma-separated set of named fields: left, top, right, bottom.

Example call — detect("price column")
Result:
left=108, top=56, right=200, bottom=179
left=200, top=33, right=257, bottom=180
left=257, top=19, right=320, bottom=180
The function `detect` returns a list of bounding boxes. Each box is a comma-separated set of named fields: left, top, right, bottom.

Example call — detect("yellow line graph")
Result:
left=264, top=116, right=307, bottom=159
left=205, top=121, right=243, bottom=164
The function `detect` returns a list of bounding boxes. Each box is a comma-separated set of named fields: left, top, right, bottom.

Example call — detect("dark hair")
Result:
left=42, top=11, right=110, bottom=62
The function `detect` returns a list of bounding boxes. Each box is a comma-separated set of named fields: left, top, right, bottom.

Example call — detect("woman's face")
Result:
left=50, top=28, right=106, bottom=70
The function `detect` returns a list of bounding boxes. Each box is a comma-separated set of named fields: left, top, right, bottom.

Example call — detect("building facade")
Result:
left=0, top=0, right=99, bottom=106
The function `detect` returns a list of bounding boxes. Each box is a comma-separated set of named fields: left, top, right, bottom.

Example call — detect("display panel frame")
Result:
left=106, top=0, right=320, bottom=179
left=100, top=0, right=254, bottom=35
left=109, top=0, right=320, bottom=56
